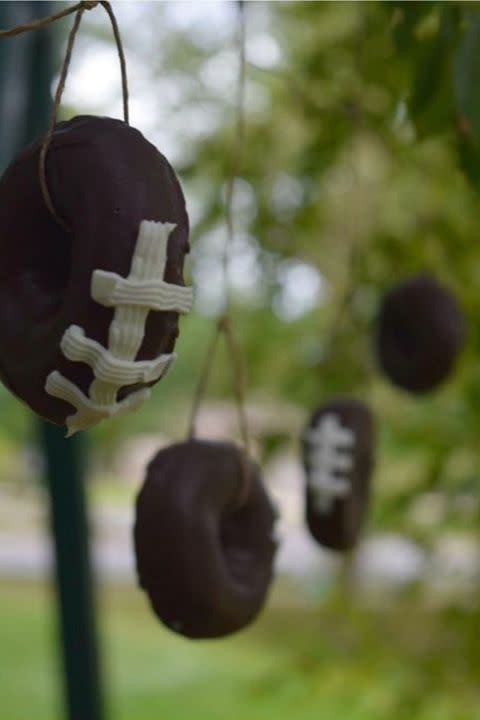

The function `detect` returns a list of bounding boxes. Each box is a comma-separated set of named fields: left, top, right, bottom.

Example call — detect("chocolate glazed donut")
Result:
left=302, top=398, right=375, bottom=551
left=0, top=115, right=193, bottom=433
left=134, top=439, right=277, bottom=639
left=375, top=274, right=465, bottom=393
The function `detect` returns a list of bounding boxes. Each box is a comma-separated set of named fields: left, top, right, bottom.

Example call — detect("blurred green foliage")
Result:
left=91, top=1, right=480, bottom=540
left=3, top=1, right=480, bottom=541
left=3, top=4, right=480, bottom=718
left=2, top=580, right=480, bottom=720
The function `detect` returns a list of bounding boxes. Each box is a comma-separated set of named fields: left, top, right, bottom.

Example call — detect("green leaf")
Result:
left=409, top=5, right=459, bottom=137
left=454, top=10, right=480, bottom=148
left=457, top=130, right=480, bottom=193
left=390, top=1, right=435, bottom=52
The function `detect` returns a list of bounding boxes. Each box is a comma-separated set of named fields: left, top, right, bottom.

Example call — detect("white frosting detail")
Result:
left=61, top=325, right=175, bottom=386
left=45, top=370, right=150, bottom=436
left=45, top=220, right=193, bottom=436
left=305, top=413, right=355, bottom=513
left=91, top=272, right=193, bottom=313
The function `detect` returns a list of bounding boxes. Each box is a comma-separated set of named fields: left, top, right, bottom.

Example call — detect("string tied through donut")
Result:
left=0, top=1, right=129, bottom=232
left=187, top=3, right=251, bottom=508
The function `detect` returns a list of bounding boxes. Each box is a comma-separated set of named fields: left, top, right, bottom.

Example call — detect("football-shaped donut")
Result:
left=302, top=398, right=375, bottom=552
left=0, top=115, right=193, bottom=434
left=376, top=274, right=465, bottom=393
left=134, top=439, right=277, bottom=639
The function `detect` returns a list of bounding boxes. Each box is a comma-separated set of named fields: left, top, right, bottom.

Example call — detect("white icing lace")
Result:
left=305, top=413, right=355, bottom=513
left=45, top=220, right=193, bottom=435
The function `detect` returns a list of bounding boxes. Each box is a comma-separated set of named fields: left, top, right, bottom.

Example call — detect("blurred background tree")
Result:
left=9, top=0, right=478, bottom=540
left=3, top=3, right=480, bottom=718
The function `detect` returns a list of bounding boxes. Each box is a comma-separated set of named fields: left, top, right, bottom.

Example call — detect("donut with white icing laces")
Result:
left=134, top=439, right=278, bottom=639
left=302, top=398, right=375, bottom=551
left=0, top=115, right=193, bottom=434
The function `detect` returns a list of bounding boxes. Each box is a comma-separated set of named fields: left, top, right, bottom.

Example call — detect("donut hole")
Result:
left=17, top=221, right=71, bottom=321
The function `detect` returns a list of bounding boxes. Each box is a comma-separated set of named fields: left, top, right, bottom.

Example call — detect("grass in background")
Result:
left=1, top=580, right=480, bottom=720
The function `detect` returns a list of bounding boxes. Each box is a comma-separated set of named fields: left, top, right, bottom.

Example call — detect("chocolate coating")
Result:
left=376, top=274, right=465, bottom=393
left=134, top=439, right=277, bottom=639
left=0, top=115, right=190, bottom=425
left=302, top=398, right=375, bottom=552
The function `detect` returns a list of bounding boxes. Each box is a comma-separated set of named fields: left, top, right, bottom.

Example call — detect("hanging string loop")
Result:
left=187, top=4, right=252, bottom=502
left=0, top=1, right=129, bottom=230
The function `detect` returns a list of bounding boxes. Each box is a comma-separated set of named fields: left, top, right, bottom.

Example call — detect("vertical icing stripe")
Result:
left=45, top=220, right=193, bottom=435
left=306, top=413, right=355, bottom=513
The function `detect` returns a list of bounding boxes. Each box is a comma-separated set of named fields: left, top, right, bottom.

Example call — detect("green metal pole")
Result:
left=0, top=3, right=105, bottom=719
left=41, top=425, right=105, bottom=720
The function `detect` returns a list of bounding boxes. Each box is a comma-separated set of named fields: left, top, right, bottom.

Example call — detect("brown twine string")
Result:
left=38, top=1, right=129, bottom=230
left=187, top=324, right=221, bottom=441
left=38, top=5, right=85, bottom=231
left=187, top=3, right=251, bottom=502
left=100, top=1, right=129, bottom=125
left=0, top=1, right=99, bottom=38
left=0, top=1, right=129, bottom=230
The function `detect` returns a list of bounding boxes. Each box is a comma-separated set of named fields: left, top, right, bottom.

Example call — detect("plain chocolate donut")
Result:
left=0, top=115, right=192, bottom=433
left=302, top=398, right=375, bottom=552
left=134, top=439, right=277, bottom=639
left=376, top=274, right=465, bottom=393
